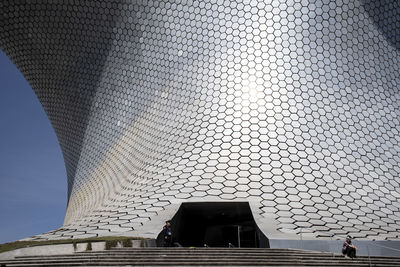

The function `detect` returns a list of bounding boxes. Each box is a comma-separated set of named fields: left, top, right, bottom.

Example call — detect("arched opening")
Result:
left=158, top=202, right=269, bottom=248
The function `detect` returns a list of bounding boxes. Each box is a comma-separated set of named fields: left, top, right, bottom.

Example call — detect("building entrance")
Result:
left=159, top=202, right=269, bottom=248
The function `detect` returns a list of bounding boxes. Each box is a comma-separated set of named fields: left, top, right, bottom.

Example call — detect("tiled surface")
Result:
left=0, top=0, right=399, bottom=241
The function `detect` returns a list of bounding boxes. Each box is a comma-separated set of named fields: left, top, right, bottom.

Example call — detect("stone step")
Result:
left=11, top=254, right=399, bottom=262
left=109, top=248, right=316, bottom=252
left=0, top=264, right=387, bottom=267
left=2, top=258, right=400, bottom=266
left=16, top=252, right=340, bottom=258
left=0, top=265, right=386, bottom=267
left=114, top=249, right=299, bottom=252
left=13, top=252, right=334, bottom=258
left=2, top=262, right=399, bottom=267
left=8, top=255, right=394, bottom=262
left=73, top=252, right=339, bottom=257
left=1, top=248, right=399, bottom=267
left=13, top=251, right=400, bottom=261
left=5, top=257, right=399, bottom=266
left=1, top=262, right=397, bottom=267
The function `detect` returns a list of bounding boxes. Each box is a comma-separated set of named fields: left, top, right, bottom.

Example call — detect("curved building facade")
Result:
left=1, top=0, right=399, bottom=243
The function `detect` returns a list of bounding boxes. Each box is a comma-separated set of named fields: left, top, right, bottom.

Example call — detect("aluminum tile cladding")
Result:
left=0, top=0, right=399, bottom=241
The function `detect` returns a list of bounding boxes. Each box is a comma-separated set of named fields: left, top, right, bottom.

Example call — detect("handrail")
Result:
left=296, top=228, right=400, bottom=257
left=366, top=243, right=400, bottom=253
left=367, top=245, right=371, bottom=267
left=300, top=228, right=400, bottom=267
left=332, top=234, right=400, bottom=252
left=323, top=233, right=400, bottom=252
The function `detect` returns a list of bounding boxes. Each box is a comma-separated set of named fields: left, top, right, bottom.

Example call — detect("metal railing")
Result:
left=297, top=229, right=400, bottom=267
left=366, top=242, right=400, bottom=267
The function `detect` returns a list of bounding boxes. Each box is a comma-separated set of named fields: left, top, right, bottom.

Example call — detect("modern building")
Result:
left=1, top=0, right=399, bottom=253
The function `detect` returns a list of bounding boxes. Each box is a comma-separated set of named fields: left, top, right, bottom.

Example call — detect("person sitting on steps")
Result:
left=342, top=235, right=357, bottom=258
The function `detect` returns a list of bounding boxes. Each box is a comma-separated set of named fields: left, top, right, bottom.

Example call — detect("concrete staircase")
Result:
left=1, top=247, right=400, bottom=266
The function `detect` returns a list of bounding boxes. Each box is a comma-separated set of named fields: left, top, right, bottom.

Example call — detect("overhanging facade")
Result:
left=0, top=0, right=399, bottom=244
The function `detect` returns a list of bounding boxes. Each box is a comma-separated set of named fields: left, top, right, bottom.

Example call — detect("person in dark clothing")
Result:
left=162, top=220, right=172, bottom=247
left=342, top=236, right=357, bottom=258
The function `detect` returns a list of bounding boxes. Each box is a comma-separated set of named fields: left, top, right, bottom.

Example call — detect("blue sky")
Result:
left=0, top=49, right=67, bottom=244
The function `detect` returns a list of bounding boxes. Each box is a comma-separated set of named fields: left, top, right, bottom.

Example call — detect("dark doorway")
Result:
left=158, top=202, right=269, bottom=248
